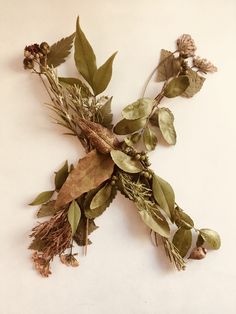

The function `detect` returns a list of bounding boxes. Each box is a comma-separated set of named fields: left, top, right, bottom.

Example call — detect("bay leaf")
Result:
left=122, top=98, right=154, bottom=120
left=143, top=126, right=158, bottom=151
left=114, top=117, right=146, bottom=135
left=111, top=150, right=143, bottom=173
left=55, top=161, right=69, bottom=190
left=73, top=215, right=98, bottom=246
left=158, top=108, right=176, bottom=145
left=182, top=68, right=205, bottom=98
left=93, top=52, right=117, bottom=95
left=37, top=200, right=57, bottom=218
left=55, top=149, right=114, bottom=208
left=139, top=209, right=170, bottom=238
left=74, top=16, right=97, bottom=87
left=152, top=174, right=175, bottom=218
left=172, top=227, right=192, bottom=257
left=29, top=190, right=54, bottom=206
left=90, top=183, right=112, bottom=209
left=68, top=200, right=81, bottom=236
left=47, top=33, right=75, bottom=68
left=199, top=229, right=221, bottom=249
left=156, top=49, right=180, bottom=82
left=175, top=207, right=194, bottom=229
left=164, top=76, right=189, bottom=98
left=96, top=97, right=113, bottom=129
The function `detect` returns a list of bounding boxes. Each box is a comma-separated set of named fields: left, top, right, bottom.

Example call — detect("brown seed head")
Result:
left=177, top=34, right=196, bottom=57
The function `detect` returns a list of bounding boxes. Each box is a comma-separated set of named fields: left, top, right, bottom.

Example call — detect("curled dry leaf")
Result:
left=55, top=149, right=114, bottom=208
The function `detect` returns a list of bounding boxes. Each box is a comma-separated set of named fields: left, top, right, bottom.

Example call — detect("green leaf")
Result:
left=47, top=33, right=75, bottom=68
left=172, top=227, right=192, bottom=257
left=152, top=174, right=175, bottom=218
left=158, top=108, right=176, bottom=145
left=111, top=150, right=143, bottom=173
left=93, top=52, right=117, bottom=95
left=196, top=234, right=204, bottom=247
left=74, top=16, right=97, bottom=87
left=199, top=229, right=221, bottom=249
left=58, top=77, right=92, bottom=97
left=139, top=209, right=170, bottom=238
left=124, top=132, right=141, bottom=146
left=73, top=214, right=98, bottom=246
left=164, top=76, right=189, bottom=98
left=29, top=190, right=54, bottom=206
left=114, top=117, right=146, bottom=135
left=175, top=207, right=194, bottom=229
left=149, top=111, right=159, bottom=127
left=37, top=200, right=57, bottom=218
left=182, top=68, right=205, bottom=98
left=156, top=49, right=180, bottom=82
left=143, top=126, right=158, bottom=151
left=55, top=161, right=69, bottom=190
left=122, top=98, right=154, bottom=120
left=67, top=200, right=81, bottom=236
left=96, top=97, right=113, bottom=129
left=90, top=183, right=112, bottom=209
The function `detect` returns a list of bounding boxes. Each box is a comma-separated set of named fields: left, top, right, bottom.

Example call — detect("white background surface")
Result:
left=0, top=0, right=236, bottom=313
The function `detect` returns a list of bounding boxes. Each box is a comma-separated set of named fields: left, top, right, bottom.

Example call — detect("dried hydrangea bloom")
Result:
left=32, top=252, right=52, bottom=277
left=177, top=34, right=196, bottom=57
left=193, top=56, right=217, bottom=73
left=60, top=254, right=79, bottom=267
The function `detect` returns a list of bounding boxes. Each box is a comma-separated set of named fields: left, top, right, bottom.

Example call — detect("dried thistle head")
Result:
left=177, top=34, right=196, bottom=57
left=193, top=56, right=217, bottom=73
left=60, top=254, right=79, bottom=267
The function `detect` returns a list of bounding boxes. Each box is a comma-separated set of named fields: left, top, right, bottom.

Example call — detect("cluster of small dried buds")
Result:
left=193, top=56, right=217, bottom=73
left=111, top=175, right=118, bottom=186
left=23, top=42, right=50, bottom=69
left=60, top=253, right=79, bottom=267
left=140, top=169, right=153, bottom=180
left=32, top=252, right=51, bottom=277
left=177, top=34, right=197, bottom=58
left=123, top=145, right=151, bottom=167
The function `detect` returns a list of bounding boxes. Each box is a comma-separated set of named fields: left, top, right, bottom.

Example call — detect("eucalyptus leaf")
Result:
left=68, top=200, right=81, bottom=236
left=156, top=49, right=180, bottom=82
left=74, top=16, right=97, bottom=87
left=93, top=52, right=117, bottom=95
left=199, top=229, right=221, bottom=249
left=164, top=76, right=189, bottom=98
left=90, top=183, right=112, bottom=209
left=175, top=207, right=194, bottom=229
left=172, top=227, right=192, bottom=257
left=47, top=33, right=75, bottom=68
left=111, top=150, right=143, bottom=173
left=29, top=190, right=54, bottom=206
left=114, top=117, right=146, bottom=135
left=122, top=98, right=154, bottom=120
left=124, top=132, right=141, bottom=146
left=143, top=127, right=158, bottom=151
left=37, top=200, right=57, bottom=218
left=55, top=161, right=69, bottom=190
left=158, top=108, right=176, bottom=145
left=182, top=68, right=205, bottom=98
left=152, top=174, right=175, bottom=218
left=139, top=209, right=170, bottom=238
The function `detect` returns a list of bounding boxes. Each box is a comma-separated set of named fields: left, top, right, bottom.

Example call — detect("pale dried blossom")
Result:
left=60, top=254, right=79, bottom=267
left=177, top=34, right=196, bottom=57
left=188, top=247, right=207, bottom=260
left=32, top=252, right=52, bottom=277
left=193, top=56, right=217, bottom=73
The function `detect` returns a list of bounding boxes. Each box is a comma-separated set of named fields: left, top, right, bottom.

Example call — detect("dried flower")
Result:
left=60, top=254, right=79, bottom=267
left=188, top=247, right=207, bottom=260
left=193, top=56, right=217, bottom=73
left=32, top=252, right=52, bottom=277
left=23, top=58, right=34, bottom=69
left=177, top=34, right=196, bottom=57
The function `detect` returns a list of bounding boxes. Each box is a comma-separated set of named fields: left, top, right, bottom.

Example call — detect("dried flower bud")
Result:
left=193, top=56, right=217, bottom=73
left=23, top=58, right=34, bottom=69
left=40, top=42, right=50, bottom=54
left=60, top=254, right=79, bottom=267
left=32, top=252, right=52, bottom=277
left=177, top=34, right=196, bottom=57
left=188, top=246, right=207, bottom=260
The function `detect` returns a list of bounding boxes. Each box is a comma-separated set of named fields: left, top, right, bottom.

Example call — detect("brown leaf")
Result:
left=55, top=150, right=114, bottom=208
left=78, top=118, right=120, bottom=154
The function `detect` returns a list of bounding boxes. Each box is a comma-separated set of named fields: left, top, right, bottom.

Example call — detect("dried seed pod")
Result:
left=40, top=41, right=50, bottom=54
left=188, top=246, right=207, bottom=260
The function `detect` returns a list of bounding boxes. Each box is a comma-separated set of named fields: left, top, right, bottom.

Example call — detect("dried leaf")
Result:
left=78, top=118, right=120, bottom=154
left=175, top=207, right=194, bottom=229
left=189, top=246, right=207, bottom=260
left=172, top=227, right=192, bottom=257
left=55, top=161, right=69, bottom=190
left=55, top=150, right=114, bottom=208
left=37, top=200, right=57, bottom=218
left=182, top=68, right=205, bottom=98
left=114, top=117, right=146, bottom=135
left=29, top=238, right=47, bottom=251
left=199, top=229, right=221, bottom=249
left=73, top=215, right=98, bottom=246
left=93, top=52, right=117, bottom=95
left=143, top=126, right=158, bottom=151
left=122, top=98, right=154, bottom=120
left=47, top=33, right=75, bottom=67
left=29, top=190, right=54, bottom=206
left=139, top=209, right=170, bottom=238
left=196, top=234, right=204, bottom=247
left=74, top=16, right=97, bottom=87
left=164, top=76, right=189, bottom=98
left=111, top=150, right=143, bottom=173
left=67, top=200, right=81, bottom=236
left=124, top=132, right=141, bottom=146
left=152, top=174, right=175, bottom=219
left=156, top=49, right=180, bottom=82
left=95, top=97, right=113, bottom=129
left=90, top=183, right=112, bottom=209
left=158, top=108, right=176, bottom=145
